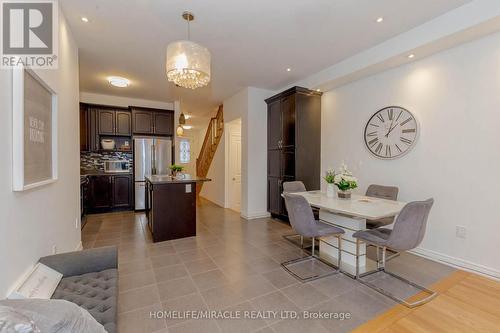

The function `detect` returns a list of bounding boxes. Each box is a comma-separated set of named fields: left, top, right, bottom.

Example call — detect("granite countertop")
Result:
left=145, top=175, right=211, bottom=185
left=81, top=169, right=133, bottom=176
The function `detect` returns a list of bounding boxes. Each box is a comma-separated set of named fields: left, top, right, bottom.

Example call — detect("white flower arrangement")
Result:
left=332, top=164, right=358, bottom=192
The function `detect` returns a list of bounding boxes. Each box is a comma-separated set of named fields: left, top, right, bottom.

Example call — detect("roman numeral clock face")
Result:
left=364, top=106, right=418, bottom=159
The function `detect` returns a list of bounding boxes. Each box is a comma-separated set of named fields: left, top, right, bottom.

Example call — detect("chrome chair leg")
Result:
left=355, top=241, right=437, bottom=308
left=281, top=236, right=341, bottom=283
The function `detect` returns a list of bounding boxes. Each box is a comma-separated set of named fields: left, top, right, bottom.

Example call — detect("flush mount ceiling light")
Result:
left=286, top=68, right=291, bottom=72
left=107, top=76, right=130, bottom=88
left=166, top=11, right=211, bottom=89
left=81, top=17, right=89, bottom=23
left=376, top=17, right=384, bottom=23
left=408, top=54, right=415, bottom=59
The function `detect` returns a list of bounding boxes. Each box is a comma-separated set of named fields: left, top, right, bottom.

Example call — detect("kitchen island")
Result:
left=145, top=175, right=210, bottom=242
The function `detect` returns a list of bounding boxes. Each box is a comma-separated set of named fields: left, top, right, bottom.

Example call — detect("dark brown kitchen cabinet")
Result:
left=98, top=110, right=115, bottom=135
left=116, top=111, right=132, bottom=135
left=80, top=104, right=90, bottom=151
left=88, top=175, right=113, bottom=210
left=132, top=110, right=154, bottom=134
left=87, top=174, right=133, bottom=212
left=80, top=104, right=100, bottom=152
left=154, top=112, right=174, bottom=136
left=98, top=109, right=131, bottom=136
left=131, top=106, right=174, bottom=136
left=265, top=86, right=322, bottom=219
left=112, top=175, right=133, bottom=208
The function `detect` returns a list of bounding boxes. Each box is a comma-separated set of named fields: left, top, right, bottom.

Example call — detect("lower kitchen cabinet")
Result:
left=87, top=174, right=133, bottom=213
left=112, top=175, right=133, bottom=208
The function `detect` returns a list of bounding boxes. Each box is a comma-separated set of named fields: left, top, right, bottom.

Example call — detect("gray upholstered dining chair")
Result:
left=282, top=181, right=308, bottom=249
left=366, top=185, right=399, bottom=229
left=283, top=181, right=306, bottom=193
left=353, top=198, right=436, bottom=308
left=281, top=193, right=345, bottom=282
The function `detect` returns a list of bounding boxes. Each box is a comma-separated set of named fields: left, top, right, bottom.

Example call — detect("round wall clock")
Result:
left=364, top=106, right=418, bottom=159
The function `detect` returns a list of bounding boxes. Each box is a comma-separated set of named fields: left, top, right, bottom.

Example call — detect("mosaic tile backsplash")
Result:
left=81, top=151, right=133, bottom=171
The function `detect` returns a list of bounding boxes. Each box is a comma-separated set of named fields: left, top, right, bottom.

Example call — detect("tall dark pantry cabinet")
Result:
left=265, top=86, right=322, bottom=219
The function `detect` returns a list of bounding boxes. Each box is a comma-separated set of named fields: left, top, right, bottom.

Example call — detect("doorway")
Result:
left=226, top=119, right=242, bottom=212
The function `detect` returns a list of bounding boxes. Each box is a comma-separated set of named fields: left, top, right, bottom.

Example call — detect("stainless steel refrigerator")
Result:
left=134, top=137, right=172, bottom=209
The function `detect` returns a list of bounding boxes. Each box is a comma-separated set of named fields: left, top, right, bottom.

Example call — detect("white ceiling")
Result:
left=61, top=0, right=470, bottom=119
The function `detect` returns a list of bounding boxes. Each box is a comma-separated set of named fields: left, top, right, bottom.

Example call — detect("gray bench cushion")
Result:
left=51, top=268, right=117, bottom=333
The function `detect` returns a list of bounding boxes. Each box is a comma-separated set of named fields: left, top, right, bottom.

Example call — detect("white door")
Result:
left=229, top=132, right=242, bottom=212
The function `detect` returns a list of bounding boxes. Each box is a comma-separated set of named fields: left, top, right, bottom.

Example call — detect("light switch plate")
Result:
left=185, top=184, right=192, bottom=193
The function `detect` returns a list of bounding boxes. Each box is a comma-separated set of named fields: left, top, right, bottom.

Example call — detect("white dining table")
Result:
left=295, top=191, right=407, bottom=276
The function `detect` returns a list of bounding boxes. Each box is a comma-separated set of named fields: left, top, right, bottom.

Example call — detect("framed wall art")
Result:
left=12, top=66, right=58, bottom=191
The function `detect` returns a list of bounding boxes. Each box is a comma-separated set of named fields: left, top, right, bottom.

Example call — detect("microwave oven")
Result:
left=104, top=160, right=130, bottom=173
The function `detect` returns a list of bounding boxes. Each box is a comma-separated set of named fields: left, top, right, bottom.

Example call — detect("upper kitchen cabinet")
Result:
left=131, top=106, right=174, bottom=136
left=132, top=109, right=153, bottom=134
left=154, top=112, right=174, bottom=136
left=80, top=104, right=90, bottom=151
left=98, top=107, right=131, bottom=136
left=116, top=111, right=132, bottom=135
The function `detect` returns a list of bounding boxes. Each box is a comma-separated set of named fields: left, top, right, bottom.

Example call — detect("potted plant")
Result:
left=333, top=164, right=358, bottom=199
left=169, top=164, right=184, bottom=178
left=324, top=169, right=336, bottom=198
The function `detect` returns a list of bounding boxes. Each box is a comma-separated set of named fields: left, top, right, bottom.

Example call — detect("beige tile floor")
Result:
left=81, top=199, right=455, bottom=333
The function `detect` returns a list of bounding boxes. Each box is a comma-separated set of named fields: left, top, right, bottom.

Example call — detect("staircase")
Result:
left=196, top=105, right=224, bottom=194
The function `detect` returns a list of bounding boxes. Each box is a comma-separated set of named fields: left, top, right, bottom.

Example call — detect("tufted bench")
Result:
left=39, top=246, right=118, bottom=333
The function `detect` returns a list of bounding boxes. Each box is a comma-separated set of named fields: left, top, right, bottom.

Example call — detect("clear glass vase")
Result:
left=326, top=184, right=335, bottom=198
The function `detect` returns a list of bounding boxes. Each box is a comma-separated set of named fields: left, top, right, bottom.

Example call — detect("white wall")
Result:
left=0, top=9, right=81, bottom=296
left=321, top=31, right=500, bottom=277
left=200, top=87, right=273, bottom=218
left=80, top=92, right=174, bottom=110
left=245, top=87, right=274, bottom=218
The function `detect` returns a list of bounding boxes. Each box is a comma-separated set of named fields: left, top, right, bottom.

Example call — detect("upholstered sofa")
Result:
left=37, top=246, right=118, bottom=333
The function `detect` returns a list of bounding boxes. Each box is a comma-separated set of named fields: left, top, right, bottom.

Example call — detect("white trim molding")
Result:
left=241, top=211, right=271, bottom=220
left=410, top=247, right=500, bottom=280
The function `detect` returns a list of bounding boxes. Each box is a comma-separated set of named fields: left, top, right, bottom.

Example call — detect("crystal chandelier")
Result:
left=166, top=12, right=211, bottom=89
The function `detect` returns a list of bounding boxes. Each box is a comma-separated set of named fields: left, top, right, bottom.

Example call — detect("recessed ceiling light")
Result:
left=107, top=76, right=130, bottom=88
left=376, top=17, right=384, bottom=23
left=286, top=68, right=291, bottom=72
left=182, top=125, right=193, bottom=130
left=81, top=17, right=89, bottom=23
left=408, top=54, right=415, bottom=59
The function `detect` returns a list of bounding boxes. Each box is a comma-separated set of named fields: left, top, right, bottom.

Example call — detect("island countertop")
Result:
left=145, top=175, right=211, bottom=185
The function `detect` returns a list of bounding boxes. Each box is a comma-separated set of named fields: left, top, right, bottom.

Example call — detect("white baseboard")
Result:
left=241, top=211, right=271, bottom=220
left=75, top=241, right=83, bottom=251
left=199, top=196, right=226, bottom=208
left=410, top=247, right=500, bottom=280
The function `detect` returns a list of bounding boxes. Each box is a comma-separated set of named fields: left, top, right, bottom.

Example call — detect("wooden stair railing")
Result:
left=196, top=105, right=224, bottom=194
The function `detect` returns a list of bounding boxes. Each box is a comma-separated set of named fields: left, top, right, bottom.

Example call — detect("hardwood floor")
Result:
left=353, top=270, right=500, bottom=333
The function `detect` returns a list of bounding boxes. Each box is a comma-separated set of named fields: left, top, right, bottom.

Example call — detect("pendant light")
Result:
left=166, top=11, right=211, bottom=89
left=176, top=124, right=184, bottom=136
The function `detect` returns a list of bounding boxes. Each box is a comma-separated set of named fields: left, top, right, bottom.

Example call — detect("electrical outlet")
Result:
left=456, top=226, right=467, bottom=239
left=52, top=245, right=57, bottom=254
